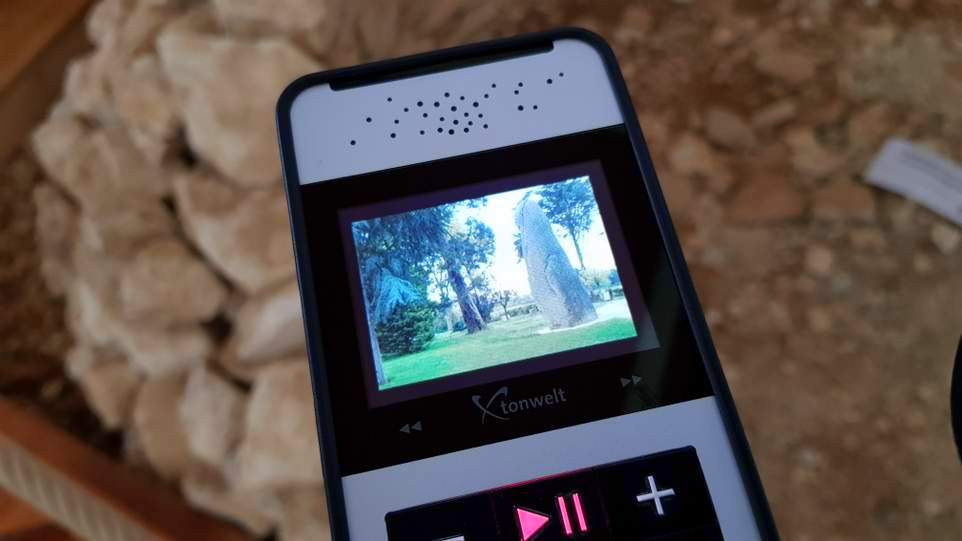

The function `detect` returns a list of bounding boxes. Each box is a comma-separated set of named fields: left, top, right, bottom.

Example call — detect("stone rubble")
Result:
left=69, top=345, right=142, bottom=430
left=32, top=184, right=78, bottom=296
left=179, top=367, right=247, bottom=466
left=181, top=465, right=282, bottom=537
left=222, top=280, right=306, bottom=366
left=157, top=29, right=321, bottom=188
left=118, top=323, right=213, bottom=376
left=173, top=171, right=296, bottom=293
left=704, top=106, right=756, bottom=151
left=754, top=47, right=820, bottom=86
left=119, top=238, right=227, bottom=325
left=728, top=171, right=806, bottom=224
left=132, top=374, right=194, bottom=480
left=111, top=53, right=181, bottom=164
left=812, top=179, right=877, bottom=223
left=931, top=223, right=961, bottom=255
left=277, top=488, right=332, bottom=541
left=667, top=132, right=733, bottom=194
left=229, top=360, right=324, bottom=490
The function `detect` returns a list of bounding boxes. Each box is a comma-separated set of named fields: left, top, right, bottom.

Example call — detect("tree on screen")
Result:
left=448, top=218, right=496, bottom=323
left=537, top=177, right=595, bottom=270
left=495, top=289, right=515, bottom=320
left=354, top=203, right=494, bottom=383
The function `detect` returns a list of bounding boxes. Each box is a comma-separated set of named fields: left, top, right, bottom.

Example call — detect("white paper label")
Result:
left=865, top=138, right=962, bottom=227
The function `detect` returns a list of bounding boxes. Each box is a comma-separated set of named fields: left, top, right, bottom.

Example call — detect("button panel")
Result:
left=385, top=493, right=499, bottom=541
left=385, top=446, right=722, bottom=540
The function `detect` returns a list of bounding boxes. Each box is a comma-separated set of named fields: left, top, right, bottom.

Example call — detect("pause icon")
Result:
left=555, top=492, right=589, bottom=536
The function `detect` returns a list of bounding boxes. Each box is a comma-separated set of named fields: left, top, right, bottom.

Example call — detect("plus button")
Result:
left=635, top=475, right=676, bottom=516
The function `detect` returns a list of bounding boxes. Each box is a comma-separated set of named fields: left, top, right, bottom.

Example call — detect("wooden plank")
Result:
left=0, top=0, right=91, bottom=90
left=5, top=524, right=75, bottom=541
left=0, top=399, right=252, bottom=541
left=0, top=489, right=49, bottom=534
left=0, top=490, right=75, bottom=540
left=0, top=0, right=93, bottom=161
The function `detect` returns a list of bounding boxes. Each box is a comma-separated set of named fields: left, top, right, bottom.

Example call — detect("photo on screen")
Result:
left=343, top=162, right=659, bottom=403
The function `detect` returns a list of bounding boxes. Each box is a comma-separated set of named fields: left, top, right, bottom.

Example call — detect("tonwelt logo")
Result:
left=472, top=386, right=567, bottom=424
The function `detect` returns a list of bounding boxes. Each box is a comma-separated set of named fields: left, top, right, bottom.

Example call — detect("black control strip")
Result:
left=386, top=447, right=722, bottom=541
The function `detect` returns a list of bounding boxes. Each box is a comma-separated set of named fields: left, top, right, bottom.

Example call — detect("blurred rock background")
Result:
left=2, top=0, right=962, bottom=539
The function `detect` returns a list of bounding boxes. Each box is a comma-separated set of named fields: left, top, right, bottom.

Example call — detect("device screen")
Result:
left=298, top=125, right=758, bottom=540
left=341, top=158, right=659, bottom=408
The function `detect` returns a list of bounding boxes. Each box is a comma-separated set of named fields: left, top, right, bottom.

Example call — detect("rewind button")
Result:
left=399, top=421, right=423, bottom=434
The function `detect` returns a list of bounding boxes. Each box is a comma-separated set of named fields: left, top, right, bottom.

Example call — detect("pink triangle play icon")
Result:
left=515, top=507, right=551, bottom=541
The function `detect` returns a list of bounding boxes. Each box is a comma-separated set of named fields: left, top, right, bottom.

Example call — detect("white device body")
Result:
left=286, top=38, right=762, bottom=541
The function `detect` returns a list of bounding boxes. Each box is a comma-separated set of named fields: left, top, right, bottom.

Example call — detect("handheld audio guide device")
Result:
left=277, top=29, right=779, bottom=541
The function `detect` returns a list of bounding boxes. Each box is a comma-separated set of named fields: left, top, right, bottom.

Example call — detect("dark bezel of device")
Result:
left=299, top=128, right=710, bottom=475
left=340, top=159, right=658, bottom=408
left=276, top=28, right=780, bottom=541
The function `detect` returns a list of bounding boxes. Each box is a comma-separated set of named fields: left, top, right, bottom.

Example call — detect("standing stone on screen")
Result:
left=515, top=198, right=597, bottom=329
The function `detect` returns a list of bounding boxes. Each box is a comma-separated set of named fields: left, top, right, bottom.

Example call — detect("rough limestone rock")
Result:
left=224, top=280, right=305, bottom=365
left=64, top=343, right=105, bottom=380
left=66, top=278, right=126, bottom=349
left=278, top=488, right=331, bottom=541
left=515, top=199, right=597, bottom=329
left=751, top=99, right=798, bottom=129
left=31, top=114, right=89, bottom=186
left=60, top=126, right=169, bottom=213
left=77, top=201, right=173, bottom=257
left=212, top=0, right=329, bottom=34
left=668, top=132, right=733, bottom=194
left=931, top=223, right=961, bottom=255
left=70, top=230, right=128, bottom=303
left=754, top=45, right=821, bottom=86
left=33, top=184, right=78, bottom=296
left=87, top=0, right=175, bottom=55
left=230, top=360, right=323, bottom=489
left=805, top=245, right=835, bottom=277
left=119, top=238, right=227, bottom=325
left=813, top=180, right=876, bottom=222
left=119, top=324, right=212, bottom=376
left=181, top=466, right=281, bottom=536
left=729, top=172, right=806, bottom=224
left=846, top=103, right=893, bottom=153
left=112, top=54, right=181, bottom=164
left=69, top=346, right=142, bottom=429
left=785, top=128, right=844, bottom=179
left=179, top=367, right=246, bottom=466
left=63, top=51, right=114, bottom=122
left=78, top=199, right=176, bottom=256
left=68, top=0, right=175, bottom=120
left=85, top=0, right=132, bottom=47
left=704, top=107, right=756, bottom=150
left=157, top=30, right=320, bottom=188
left=173, top=171, right=295, bottom=293
left=132, top=374, right=194, bottom=479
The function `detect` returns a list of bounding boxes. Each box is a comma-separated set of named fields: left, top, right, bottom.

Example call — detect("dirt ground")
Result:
left=3, top=0, right=962, bottom=539
left=0, top=153, right=122, bottom=456
left=564, top=2, right=962, bottom=539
